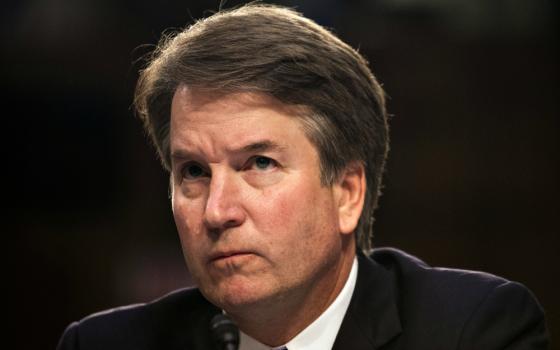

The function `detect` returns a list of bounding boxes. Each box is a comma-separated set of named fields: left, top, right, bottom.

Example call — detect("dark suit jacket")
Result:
left=57, top=248, right=549, bottom=349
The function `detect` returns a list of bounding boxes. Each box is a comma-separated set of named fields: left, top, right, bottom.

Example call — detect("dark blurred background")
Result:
left=5, top=0, right=557, bottom=348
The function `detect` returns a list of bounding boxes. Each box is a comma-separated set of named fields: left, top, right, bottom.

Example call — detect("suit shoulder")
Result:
left=368, top=247, right=548, bottom=348
left=78, top=287, right=202, bottom=327
left=57, top=288, right=210, bottom=350
left=371, top=247, right=509, bottom=297
left=457, top=279, right=549, bottom=349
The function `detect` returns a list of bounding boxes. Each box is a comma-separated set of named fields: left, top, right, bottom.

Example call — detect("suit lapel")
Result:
left=332, top=253, right=402, bottom=349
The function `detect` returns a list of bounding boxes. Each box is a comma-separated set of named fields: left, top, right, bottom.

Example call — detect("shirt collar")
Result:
left=239, top=257, right=359, bottom=350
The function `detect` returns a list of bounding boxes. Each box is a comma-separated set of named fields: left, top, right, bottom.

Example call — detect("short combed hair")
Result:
left=134, top=3, right=389, bottom=253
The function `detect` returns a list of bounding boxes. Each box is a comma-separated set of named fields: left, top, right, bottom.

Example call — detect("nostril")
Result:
left=207, top=227, right=223, bottom=240
left=223, top=219, right=241, bottom=229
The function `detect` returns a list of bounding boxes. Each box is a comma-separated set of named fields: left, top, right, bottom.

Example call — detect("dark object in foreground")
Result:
left=211, top=314, right=240, bottom=350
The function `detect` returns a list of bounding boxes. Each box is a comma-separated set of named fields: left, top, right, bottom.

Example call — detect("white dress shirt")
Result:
left=239, top=257, right=358, bottom=350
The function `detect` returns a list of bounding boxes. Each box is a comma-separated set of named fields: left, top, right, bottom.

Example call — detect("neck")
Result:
left=228, top=237, right=356, bottom=347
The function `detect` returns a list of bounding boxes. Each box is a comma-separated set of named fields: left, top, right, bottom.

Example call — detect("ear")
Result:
left=334, top=161, right=366, bottom=235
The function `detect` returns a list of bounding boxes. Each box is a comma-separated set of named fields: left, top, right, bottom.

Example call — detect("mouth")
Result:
left=210, top=250, right=254, bottom=262
left=209, top=250, right=256, bottom=263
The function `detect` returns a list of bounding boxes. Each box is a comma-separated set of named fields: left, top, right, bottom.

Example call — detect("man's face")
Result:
left=169, top=88, right=350, bottom=312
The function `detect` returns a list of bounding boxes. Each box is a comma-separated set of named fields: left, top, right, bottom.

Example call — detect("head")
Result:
left=134, top=3, right=389, bottom=255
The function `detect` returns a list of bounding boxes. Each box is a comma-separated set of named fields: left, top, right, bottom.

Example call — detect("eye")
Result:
left=181, top=163, right=208, bottom=180
left=251, top=156, right=276, bottom=171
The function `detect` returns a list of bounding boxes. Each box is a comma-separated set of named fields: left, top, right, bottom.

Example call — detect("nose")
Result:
left=203, top=169, right=246, bottom=231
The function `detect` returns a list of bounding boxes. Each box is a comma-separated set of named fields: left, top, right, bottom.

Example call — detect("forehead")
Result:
left=169, top=87, right=313, bottom=153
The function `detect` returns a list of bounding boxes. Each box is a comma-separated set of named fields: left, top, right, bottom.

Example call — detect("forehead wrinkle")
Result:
left=170, top=89, right=310, bottom=165
left=170, top=124, right=221, bottom=163
left=236, top=140, right=287, bottom=154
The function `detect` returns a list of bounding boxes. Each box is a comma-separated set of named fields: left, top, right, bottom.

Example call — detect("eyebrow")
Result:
left=170, top=140, right=286, bottom=161
left=238, top=140, right=286, bottom=154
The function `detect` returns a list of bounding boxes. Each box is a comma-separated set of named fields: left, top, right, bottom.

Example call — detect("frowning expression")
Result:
left=169, top=88, right=347, bottom=312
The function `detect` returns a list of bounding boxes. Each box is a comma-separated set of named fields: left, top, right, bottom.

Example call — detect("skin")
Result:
left=169, top=87, right=366, bottom=346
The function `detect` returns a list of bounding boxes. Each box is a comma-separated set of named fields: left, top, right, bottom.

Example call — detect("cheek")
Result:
left=253, top=180, right=332, bottom=240
left=257, top=185, right=307, bottom=228
left=172, top=200, right=210, bottom=282
left=172, top=198, right=205, bottom=249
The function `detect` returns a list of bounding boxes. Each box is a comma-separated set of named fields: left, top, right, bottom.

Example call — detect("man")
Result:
left=57, top=3, right=549, bottom=350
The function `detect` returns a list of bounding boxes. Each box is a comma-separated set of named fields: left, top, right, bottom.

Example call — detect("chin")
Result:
left=201, top=277, right=278, bottom=311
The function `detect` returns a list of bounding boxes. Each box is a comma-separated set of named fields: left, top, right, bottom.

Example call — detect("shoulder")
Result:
left=366, top=247, right=549, bottom=349
left=370, top=247, right=510, bottom=303
left=78, top=287, right=206, bottom=332
left=57, top=288, right=218, bottom=350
